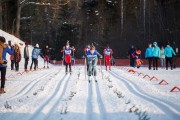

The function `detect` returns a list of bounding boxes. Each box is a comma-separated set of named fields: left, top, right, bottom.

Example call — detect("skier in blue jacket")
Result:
left=164, top=42, right=176, bottom=70
left=0, top=36, right=14, bottom=94
left=86, top=44, right=102, bottom=82
left=152, top=42, right=160, bottom=70
left=145, top=43, right=153, bottom=70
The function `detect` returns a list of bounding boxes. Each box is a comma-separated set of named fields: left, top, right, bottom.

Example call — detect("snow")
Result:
left=0, top=30, right=180, bottom=120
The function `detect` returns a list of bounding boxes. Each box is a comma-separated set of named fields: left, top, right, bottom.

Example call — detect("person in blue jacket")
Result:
left=145, top=43, right=153, bottom=70
left=30, top=43, right=40, bottom=70
left=86, top=43, right=102, bottom=82
left=0, top=36, right=14, bottom=94
left=164, top=42, right=176, bottom=70
left=152, top=42, right=160, bottom=70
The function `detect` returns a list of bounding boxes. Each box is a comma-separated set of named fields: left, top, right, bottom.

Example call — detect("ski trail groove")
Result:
left=95, top=82, right=107, bottom=120
left=109, top=70, right=180, bottom=119
left=6, top=70, right=57, bottom=100
left=28, top=73, right=72, bottom=120
left=44, top=73, right=74, bottom=120
left=86, top=80, right=107, bottom=120
left=86, top=80, right=93, bottom=120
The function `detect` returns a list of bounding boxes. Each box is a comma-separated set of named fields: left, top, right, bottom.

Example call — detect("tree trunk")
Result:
left=16, top=0, right=21, bottom=38
left=0, top=2, right=2, bottom=29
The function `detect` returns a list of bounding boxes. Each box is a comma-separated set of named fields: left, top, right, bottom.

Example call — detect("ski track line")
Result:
left=86, top=80, right=93, bottom=120
left=86, top=80, right=107, bottom=120
left=109, top=70, right=180, bottom=119
left=44, top=72, right=76, bottom=120
left=95, top=82, right=107, bottom=120
left=6, top=70, right=57, bottom=101
left=28, top=73, right=72, bottom=120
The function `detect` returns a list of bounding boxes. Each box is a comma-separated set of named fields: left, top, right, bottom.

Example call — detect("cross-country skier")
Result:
left=103, top=45, right=113, bottom=70
left=86, top=43, right=102, bottom=82
left=61, top=41, right=75, bottom=74
left=84, top=44, right=90, bottom=71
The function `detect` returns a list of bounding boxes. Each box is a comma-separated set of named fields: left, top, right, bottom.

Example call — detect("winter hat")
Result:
left=25, top=42, right=29, bottom=46
left=36, top=43, right=39, bottom=48
left=66, top=40, right=70, bottom=45
left=153, top=42, right=157, bottom=45
left=0, top=36, right=6, bottom=43
left=90, top=43, right=95, bottom=50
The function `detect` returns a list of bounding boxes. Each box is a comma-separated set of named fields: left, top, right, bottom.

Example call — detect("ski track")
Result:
left=86, top=78, right=107, bottom=120
left=28, top=73, right=72, bottom=120
left=108, top=70, right=180, bottom=119
left=5, top=69, right=57, bottom=101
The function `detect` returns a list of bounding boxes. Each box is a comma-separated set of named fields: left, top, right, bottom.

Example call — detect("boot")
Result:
left=0, top=88, right=6, bottom=94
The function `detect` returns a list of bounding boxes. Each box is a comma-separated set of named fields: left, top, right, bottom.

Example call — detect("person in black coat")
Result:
left=128, top=45, right=136, bottom=67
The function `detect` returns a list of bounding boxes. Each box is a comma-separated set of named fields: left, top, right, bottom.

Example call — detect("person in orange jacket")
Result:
left=133, top=48, right=142, bottom=68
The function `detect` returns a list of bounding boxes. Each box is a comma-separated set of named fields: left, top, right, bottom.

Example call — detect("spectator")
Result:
left=30, top=43, right=40, bottom=70
left=0, top=36, right=14, bottom=94
left=24, top=42, right=30, bottom=71
left=14, top=44, right=21, bottom=72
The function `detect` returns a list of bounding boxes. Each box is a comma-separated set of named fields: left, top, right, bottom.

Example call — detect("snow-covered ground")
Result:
left=0, top=30, right=180, bottom=120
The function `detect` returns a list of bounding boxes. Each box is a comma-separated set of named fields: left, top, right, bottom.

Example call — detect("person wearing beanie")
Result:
left=164, top=42, right=176, bottom=70
left=103, top=45, right=113, bottom=70
left=43, top=45, right=50, bottom=68
left=152, top=42, right=161, bottom=70
left=86, top=43, right=102, bottom=82
left=61, top=40, right=75, bottom=74
left=0, top=36, right=14, bottom=94
left=30, top=43, right=40, bottom=70
left=24, top=42, right=29, bottom=71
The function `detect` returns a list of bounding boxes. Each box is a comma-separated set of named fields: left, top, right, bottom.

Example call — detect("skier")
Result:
left=43, top=45, right=50, bottom=68
left=152, top=42, right=160, bottom=70
left=145, top=43, right=153, bottom=70
left=14, top=44, right=21, bottom=72
left=30, top=43, right=40, bottom=70
left=133, top=48, right=142, bottom=68
left=128, top=45, right=136, bottom=67
left=84, top=44, right=90, bottom=71
left=0, top=36, right=14, bottom=94
left=86, top=44, right=102, bottom=82
left=24, top=42, right=29, bottom=71
left=103, top=45, right=113, bottom=70
left=164, top=42, right=176, bottom=70
left=61, top=41, right=75, bottom=74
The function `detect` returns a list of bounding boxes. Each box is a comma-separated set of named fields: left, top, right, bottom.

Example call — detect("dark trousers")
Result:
left=15, top=61, right=19, bottom=71
left=0, top=68, right=6, bottom=88
left=153, top=57, right=159, bottom=70
left=172, top=57, right=176, bottom=68
left=65, top=63, right=71, bottom=72
left=166, top=57, right=173, bottom=70
left=130, top=58, right=135, bottom=67
left=24, top=58, right=29, bottom=70
left=11, top=60, right=14, bottom=70
left=147, top=57, right=153, bottom=70
left=30, top=58, right=38, bottom=70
